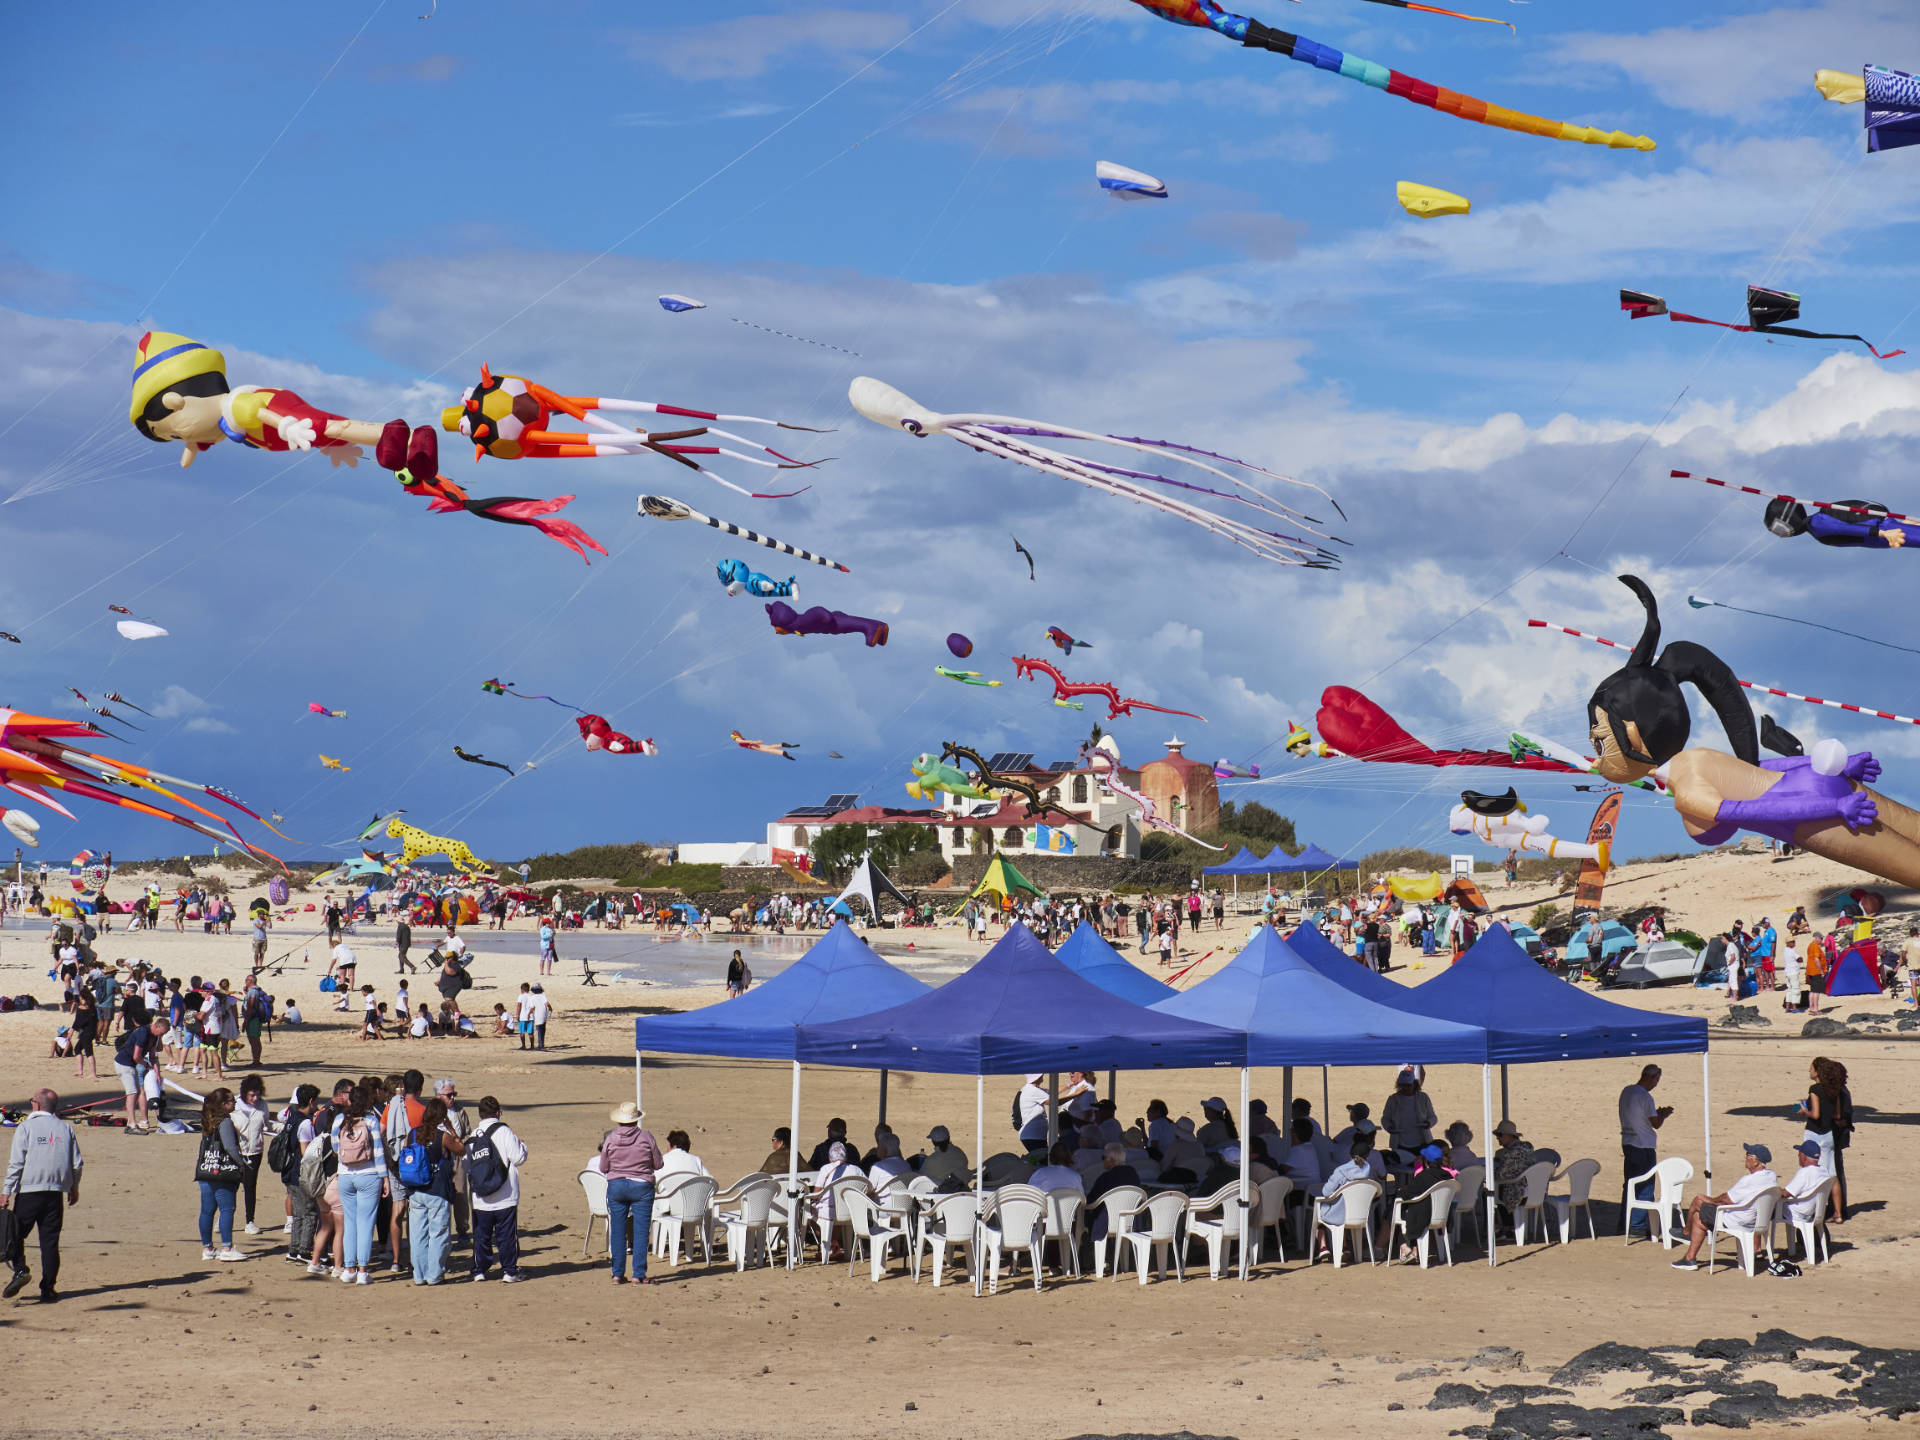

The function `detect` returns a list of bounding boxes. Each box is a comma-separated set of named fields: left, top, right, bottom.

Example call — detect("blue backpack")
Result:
left=397, top=1127, right=433, bottom=1188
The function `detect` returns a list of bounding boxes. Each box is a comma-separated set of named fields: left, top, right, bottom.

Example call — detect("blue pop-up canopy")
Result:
left=1152, top=925, right=1487, bottom=1066
left=1268, top=841, right=1357, bottom=873
left=1053, top=920, right=1176, bottom=1005
left=1413, top=926, right=1706, bottom=1063
left=1202, top=846, right=1266, bottom=876
left=632, top=919, right=930, bottom=1060
left=796, top=922, right=1244, bottom=1074
left=1287, top=919, right=1430, bottom=1011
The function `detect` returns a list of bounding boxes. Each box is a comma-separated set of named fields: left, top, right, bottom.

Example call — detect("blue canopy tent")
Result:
left=1153, top=926, right=1487, bottom=1275
left=1201, top=846, right=1265, bottom=876
left=1273, top=841, right=1359, bottom=874
left=1053, top=920, right=1177, bottom=1006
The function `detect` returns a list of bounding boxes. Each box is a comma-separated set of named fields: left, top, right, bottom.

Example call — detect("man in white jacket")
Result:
left=466, top=1095, right=528, bottom=1283
left=4, top=1089, right=82, bottom=1303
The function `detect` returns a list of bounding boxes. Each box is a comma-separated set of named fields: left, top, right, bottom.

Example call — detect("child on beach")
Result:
left=491, top=1002, right=512, bottom=1037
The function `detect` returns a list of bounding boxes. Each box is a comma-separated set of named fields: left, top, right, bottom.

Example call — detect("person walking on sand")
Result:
left=466, top=1095, right=528, bottom=1283
left=599, top=1101, right=662, bottom=1285
left=395, top=915, right=416, bottom=975
left=527, top=984, right=552, bottom=1051
left=69, top=986, right=101, bottom=1081
left=194, top=1088, right=250, bottom=1263
left=4, top=1088, right=82, bottom=1304
left=233, top=1075, right=271, bottom=1236
left=726, top=950, right=745, bottom=998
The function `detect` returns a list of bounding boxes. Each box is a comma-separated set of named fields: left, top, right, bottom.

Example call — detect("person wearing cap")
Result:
left=805, top=1117, right=854, bottom=1170
left=598, top=1101, right=662, bottom=1284
left=1393, top=1143, right=1453, bottom=1263
left=1196, top=1097, right=1238, bottom=1153
left=918, top=1126, right=969, bottom=1188
left=1753, top=918, right=1778, bottom=992
left=1670, top=1143, right=1779, bottom=1270
left=1780, top=1140, right=1832, bottom=1255
left=1618, top=1064, right=1674, bottom=1238
left=1382, top=1068, right=1437, bottom=1157
left=1490, top=1119, right=1536, bottom=1228
left=1092, top=1098, right=1125, bottom=1147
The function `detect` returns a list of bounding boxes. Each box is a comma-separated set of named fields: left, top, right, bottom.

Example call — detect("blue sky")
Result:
left=3, top=0, right=1918, bottom=870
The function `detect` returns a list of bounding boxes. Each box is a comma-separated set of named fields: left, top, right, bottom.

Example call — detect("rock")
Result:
left=1689, top=1392, right=1848, bottom=1428
left=1397, top=1367, right=1444, bottom=1382
left=1749, top=1329, right=1808, bottom=1358
left=1721, top=1005, right=1771, bottom=1028
left=1551, top=1344, right=1682, bottom=1387
left=1896, top=1015, right=1920, bottom=1032
left=1468, top=1346, right=1526, bottom=1373
left=1693, top=1338, right=1750, bottom=1361
left=1431, top=1384, right=1489, bottom=1411
left=1428, top=1385, right=1570, bottom=1413
left=1845, top=1012, right=1885, bottom=1024
left=1479, top=1401, right=1685, bottom=1440
left=1800, top=1017, right=1853, bottom=1038
left=903, top=1403, right=917, bottom=1412
left=1849, top=1350, right=1920, bottom=1419
left=1386, top=1402, right=1404, bottom=1412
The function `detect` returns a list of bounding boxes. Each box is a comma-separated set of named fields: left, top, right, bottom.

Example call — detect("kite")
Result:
left=444, top=366, right=830, bottom=500
left=453, top=745, right=515, bottom=778
left=4, top=807, right=40, bottom=847
left=102, top=692, right=151, bottom=716
left=1052, top=697, right=1086, bottom=712
left=731, top=730, right=798, bottom=760
left=1814, top=64, right=1920, bottom=153
left=1079, top=736, right=1224, bottom=850
left=946, top=633, right=974, bottom=659
left=907, top=753, right=993, bottom=803
left=0, top=707, right=279, bottom=861
left=1396, top=181, right=1470, bottom=217
left=115, top=620, right=167, bottom=641
left=308, top=702, right=348, bottom=718
left=577, top=714, right=658, bottom=756
left=1123, top=0, right=1646, bottom=148
left=1687, top=591, right=1920, bottom=659
left=1012, top=656, right=1205, bottom=721
left=107, top=606, right=131, bottom=615
left=481, top=680, right=586, bottom=713
left=1506, top=731, right=1664, bottom=793
left=381, top=814, right=491, bottom=875
left=1, top=633, right=19, bottom=644
left=319, top=755, right=350, bottom=771
left=1012, top=535, right=1035, bottom=581
left=1284, top=721, right=1335, bottom=759
left=1761, top=714, right=1804, bottom=758
left=1045, top=626, right=1091, bottom=653
left=940, top=742, right=1099, bottom=832
left=1097, top=160, right=1168, bottom=199
left=936, top=666, right=1001, bottom=687
left=1316, top=687, right=1585, bottom=776
left=828, top=750, right=845, bottom=759
left=67, top=688, right=87, bottom=705
left=765, top=602, right=888, bottom=647
left=391, top=467, right=607, bottom=564
left=850, top=377, right=1347, bottom=567
left=88, top=705, right=141, bottom=731
left=1668, top=465, right=1920, bottom=553
left=1552, top=574, right=1920, bottom=892
left=658, top=294, right=707, bottom=312
left=717, top=558, right=796, bottom=599
left=639, top=494, right=850, bottom=572
left=1448, top=792, right=1610, bottom=868
left=1212, top=759, right=1261, bottom=779
left=1622, top=287, right=1906, bottom=360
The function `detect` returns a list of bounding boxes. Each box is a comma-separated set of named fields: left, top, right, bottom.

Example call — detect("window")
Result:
left=1044, top=786, right=1060, bottom=804
left=1072, top=775, right=1088, bottom=804
left=1003, top=827, right=1024, bottom=849
left=949, top=828, right=963, bottom=850
left=792, top=827, right=809, bottom=847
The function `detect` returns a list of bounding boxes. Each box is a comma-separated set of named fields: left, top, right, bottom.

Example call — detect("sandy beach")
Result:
left=1, top=847, right=1916, bottom=1440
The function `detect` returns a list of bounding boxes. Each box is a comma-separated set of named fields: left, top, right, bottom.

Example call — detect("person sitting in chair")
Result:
left=1669, top=1143, right=1778, bottom=1271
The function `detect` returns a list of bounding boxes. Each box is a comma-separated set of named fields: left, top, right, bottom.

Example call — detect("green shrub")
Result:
left=1530, top=903, right=1561, bottom=931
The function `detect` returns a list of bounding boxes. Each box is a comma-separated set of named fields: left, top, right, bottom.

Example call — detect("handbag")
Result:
left=195, top=1132, right=245, bottom=1184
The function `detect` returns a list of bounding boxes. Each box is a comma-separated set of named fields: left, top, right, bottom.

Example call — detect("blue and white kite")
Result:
left=1096, top=161, right=1169, bottom=200
left=658, top=294, right=708, bottom=313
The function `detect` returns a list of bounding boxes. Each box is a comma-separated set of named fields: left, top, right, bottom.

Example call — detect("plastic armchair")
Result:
left=842, top=1187, right=913, bottom=1281
left=980, top=1152, right=1029, bottom=1188
left=977, top=1185, right=1047, bottom=1294
left=1548, top=1159, right=1601, bottom=1242
left=1117, top=1190, right=1190, bottom=1284
left=1086, top=1185, right=1147, bottom=1279
left=1388, top=1180, right=1456, bottom=1269
left=1449, top=1164, right=1487, bottom=1253
left=711, top=1171, right=772, bottom=1208
left=1515, top=1160, right=1559, bottom=1244
left=577, top=1168, right=609, bottom=1259
left=1312, top=1179, right=1382, bottom=1267
left=1623, top=1156, right=1693, bottom=1248
left=1773, top=1176, right=1836, bottom=1266
left=717, top=1177, right=780, bottom=1271
left=654, top=1175, right=717, bottom=1267
left=1040, top=1188, right=1086, bottom=1278
left=649, top=1171, right=696, bottom=1256
left=914, top=1193, right=977, bottom=1287
left=1255, top=1175, right=1294, bottom=1264
left=812, top=1176, right=872, bottom=1265
left=1185, top=1183, right=1255, bottom=1280
left=1707, top=1188, right=1781, bottom=1276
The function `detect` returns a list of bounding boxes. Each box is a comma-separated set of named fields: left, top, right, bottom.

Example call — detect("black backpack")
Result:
left=268, top=1119, right=303, bottom=1181
left=464, top=1120, right=509, bottom=1198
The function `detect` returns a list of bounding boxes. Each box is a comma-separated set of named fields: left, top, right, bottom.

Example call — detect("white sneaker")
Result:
left=202, top=1247, right=218, bottom=1261
left=218, top=1248, right=249, bottom=1262
left=340, top=1267, right=357, bottom=1283
left=355, top=1271, right=371, bottom=1285
left=244, top=1222, right=262, bottom=1235
left=282, top=1219, right=293, bottom=1233
left=389, top=1264, right=405, bottom=1276
left=501, top=1272, right=524, bottom=1283
left=306, top=1261, right=329, bottom=1276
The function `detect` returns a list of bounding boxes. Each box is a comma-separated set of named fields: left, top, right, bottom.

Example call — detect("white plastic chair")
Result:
left=1040, top=1188, right=1085, bottom=1278
left=1707, top=1188, right=1781, bottom=1276
left=1773, top=1176, right=1836, bottom=1266
left=842, top=1187, right=913, bottom=1281
left=979, top=1152, right=1028, bottom=1187
left=1312, top=1179, right=1381, bottom=1267
left=1117, top=1191, right=1189, bottom=1284
left=1548, top=1159, right=1601, bottom=1242
left=1254, top=1175, right=1294, bottom=1264
left=577, top=1168, right=608, bottom=1258
left=1388, top=1180, right=1456, bottom=1268
left=812, top=1176, right=872, bottom=1265
left=914, top=1193, right=977, bottom=1286
left=977, top=1185, right=1046, bottom=1293
left=1449, top=1164, right=1486, bottom=1253
left=1086, top=1185, right=1147, bottom=1279
left=1515, top=1160, right=1559, bottom=1244
left=717, top=1177, right=780, bottom=1271
left=1185, top=1183, right=1255, bottom=1280
left=711, top=1170, right=772, bottom=1207
left=1623, top=1156, right=1693, bottom=1248
left=652, top=1174, right=717, bottom=1266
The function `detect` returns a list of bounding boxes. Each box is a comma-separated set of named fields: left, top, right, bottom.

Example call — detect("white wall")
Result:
left=678, top=841, right=769, bottom=866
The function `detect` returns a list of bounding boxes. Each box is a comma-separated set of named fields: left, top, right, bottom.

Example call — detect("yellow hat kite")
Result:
left=1396, top=182, right=1471, bottom=218
left=129, top=331, right=226, bottom=427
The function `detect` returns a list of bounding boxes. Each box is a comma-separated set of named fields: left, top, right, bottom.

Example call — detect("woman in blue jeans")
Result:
left=331, top=1083, right=389, bottom=1285
left=196, top=1088, right=250, bottom=1262
left=599, top=1101, right=663, bottom=1284
left=403, top=1097, right=465, bottom=1285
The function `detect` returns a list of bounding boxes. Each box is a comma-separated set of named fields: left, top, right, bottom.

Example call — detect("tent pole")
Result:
left=1701, top=1050, right=1713, bottom=1191
left=1500, top=1064, right=1510, bottom=1124
left=1106, top=1069, right=1116, bottom=1108
left=1282, top=1066, right=1293, bottom=1129
left=974, top=1073, right=985, bottom=1297
left=634, top=1051, right=643, bottom=1111
left=1238, top=1066, right=1252, bottom=1281
left=1482, top=1063, right=1496, bottom=1269
left=788, top=1061, right=802, bottom=1271
left=878, top=1068, right=889, bottom=1131
left=1047, top=1073, right=1059, bottom=1151
left=1321, top=1066, right=1329, bottom=1133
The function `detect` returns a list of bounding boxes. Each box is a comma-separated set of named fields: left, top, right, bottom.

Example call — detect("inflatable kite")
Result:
left=1316, top=688, right=1585, bottom=775
left=849, top=377, right=1347, bottom=567
left=391, top=466, right=607, bottom=564
left=1212, top=759, right=1261, bottom=779
left=115, top=620, right=167, bottom=641
left=1284, top=721, right=1335, bottom=759
left=1123, top=0, right=1648, bottom=148
left=453, top=745, right=515, bottom=778
left=1537, top=574, right=1920, bottom=891
left=86, top=705, right=140, bottom=732
left=1045, top=626, right=1091, bottom=653
left=1814, top=63, right=1920, bottom=153
left=1097, top=161, right=1168, bottom=199
left=946, top=633, right=973, bottom=659
left=907, top=753, right=993, bottom=803
left=0, top=632, right=19, bottom=644
left=1448, top=792, right=1610, bottom=869
left=731, top=730, right=798, bottom=760
left=319, top=755, right=350, bottom=771
left=1397, top=181, right=1470, bottom=217
left=308, top=702, right=348, bottom=718
left=717, top=558, right=796, bottom=598
left=103, top=692, right=151, bottom=716
left=577, top=714, right=658, bottom=756
left=382, top=814, right=490, bottom=875
left=658, top=295, right=707, bottom=312
left=1012, top=656, right=1205, bottom=721
left=936, top=666, right=1001, bottom=687
left=1672, top=467, right=1920, bottom=550
left=1052, top=697, right=1086, bottom=712
left=940, top=742, right=1098, bottom=831
left=765, top=602, right=888, bottom=647
left=0, top=708, right=279, bottom=860
left=1622, top=287, right=1906, bottom=359
left=638, top=494, right=849, bottom=571
left=1078, top=736, right=1224, bottom=850
left=444, top=366, right=829, bottom=500
left=4, top=807, right=40, bottom=847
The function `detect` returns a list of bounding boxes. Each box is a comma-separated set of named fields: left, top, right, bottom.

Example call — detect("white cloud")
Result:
left=622, top=10, right=911, bottom=82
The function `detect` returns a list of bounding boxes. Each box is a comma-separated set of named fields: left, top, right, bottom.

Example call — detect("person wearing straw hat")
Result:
left=598, top=1101, right=662, bottom=1285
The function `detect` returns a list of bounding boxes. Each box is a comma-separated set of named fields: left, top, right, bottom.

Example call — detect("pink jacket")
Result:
left=600, top=1126, right=663, bottom=1182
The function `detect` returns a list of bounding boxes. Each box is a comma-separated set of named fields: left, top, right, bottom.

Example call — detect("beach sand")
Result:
left=0, top=846, right=1915, bottom=1440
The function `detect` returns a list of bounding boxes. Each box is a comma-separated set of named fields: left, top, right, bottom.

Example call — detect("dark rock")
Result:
left=1789, top=1359, right=1839, bottom=1372
left=1897, top=1015, right=1920, bottom=1031
left=1849, top=1350, right=1920, bottom=1419
left=1846, top=1012, right=1885, bottom=1024
left=1693, top=1338, right=1750, bottom=1361
left=1800, top=1017, right=1853, bottom=1038
left=1749, top=1329, right=1808, bottom=1358
left=1429, top=1385, right=1572, bottom=1413
left=1835, top=1366, right=1862, bottom=1381
left=903, top=1403, right=917, bottom=1412
left=1688, top=1391, right=1849, bottom=1428
left=1721, top=1005, right=1770, bottom=1028
left=1431, top=1385, right=1487, bottom=1410
left=1397, top=1367, right=1444, bottom=1382
left=1479, top=1401, right=1685, bottom=1440
left=1387, top=1403, right=1404, bottom=1412
left=1551, top=1344, right=1682, bottom=1387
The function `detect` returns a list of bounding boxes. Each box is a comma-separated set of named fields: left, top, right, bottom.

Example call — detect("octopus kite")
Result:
left=717, top=558, right=797, bottom=598
left=731, top=730, right=798, bottom=760
left=766, top=602, right=888, bottom=647
left=578, top=714, right=658, bottom=756
left=849, top=377, right=1346, bottom=567
left=1124, top=0, right=1652, bottom=149
left=1012, top=656, right=1205, bottom=722
left=1448, top=790, right=1610, bottom=869
left=1078, top=737, right=1223, bottom=850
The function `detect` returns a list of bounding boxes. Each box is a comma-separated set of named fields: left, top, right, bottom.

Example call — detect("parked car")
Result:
left=1606, top=939, right=1704, bottom=989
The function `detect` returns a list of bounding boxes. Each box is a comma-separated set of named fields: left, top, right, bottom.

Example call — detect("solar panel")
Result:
left=784, top=806, right=840, bottom=819
left=985, top=751, right=1035, bottom=774
left=1047, top=760, right=1074, bottom=772
left=824, top=793, right=860, bottom=810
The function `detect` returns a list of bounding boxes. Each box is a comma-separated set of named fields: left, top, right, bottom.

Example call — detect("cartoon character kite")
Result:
left=1448, top=790, right=1610, bottom=869
left=1012, top=656, right=1205, bottom=722
left=577, top=715, right=658, bottom=756
left=766, top=602, right=888, bottom=647
left=907, top=753, right=993, bottom=803
left=717, top=558, right=796, bottom=598
left=731, top=730, right=798, bottom=760
left=1284, top=721, right=1335, bottom=759
left=453, top=746, right=515, bottom=778
left=1622, top=287, right=1906, bottom=359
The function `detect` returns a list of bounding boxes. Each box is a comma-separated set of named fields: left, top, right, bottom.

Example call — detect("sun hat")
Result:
left=608, top=1100, right=643, bottom=1126
left=1493, top=1119, right=1521, bottom=1138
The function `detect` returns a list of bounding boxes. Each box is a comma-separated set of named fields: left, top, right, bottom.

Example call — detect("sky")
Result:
left=2, top=0, right=1918, bottom=872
